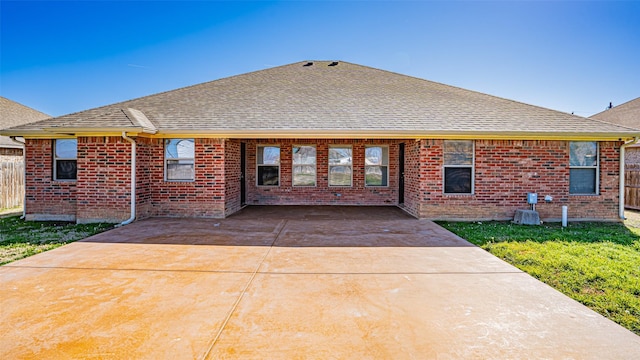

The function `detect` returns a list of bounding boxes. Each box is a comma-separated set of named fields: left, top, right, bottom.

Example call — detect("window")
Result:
left=329, top=146, right=352, bottom=186
left=569, top=141, right=598, bottom=194
left=165, top=139, right=195, bottom=181
left=257, top=145, right=280, bottom=186
left=443, top=140, right=474, bottom=194
left=54, top=139, right=77, bottom=180
left=293, top=145, right=316, bottom=186
left=365, top=146, right=388, bottom=186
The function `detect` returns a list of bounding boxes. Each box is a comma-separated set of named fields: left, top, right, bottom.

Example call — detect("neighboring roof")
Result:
left=591, top=97, right=640, bottom=148
left=2, top=61, right=639, bottom=140
left=591, top=97, right=640, bottom=130
left=0, top=97, right=50, bottom=148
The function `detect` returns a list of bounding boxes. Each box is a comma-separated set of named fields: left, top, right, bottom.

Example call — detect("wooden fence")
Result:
left=625, top=164, right=640, bottom=210
left=1, top=157, right=24, bottom=209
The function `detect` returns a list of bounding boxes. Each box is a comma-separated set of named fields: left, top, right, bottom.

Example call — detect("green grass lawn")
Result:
left=0, top=216, right=113, bottom=265
left=438, top=218, right=640, bottom=336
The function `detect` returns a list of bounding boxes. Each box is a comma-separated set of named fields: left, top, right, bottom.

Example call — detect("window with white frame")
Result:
left=293, top=145, right=316, bottom=186
left=569, top=141, right=598, bottom=194
left=329, top=146, right=352, bottom=186
left=54, top=139, right=77, bottom=180
left=165, top=139, right=195, bottom=181
left=443, top=140, right=474, bottom=194
left=365, top=146, right=388, bottom=186
left=257, top=145, right=280, bottom=186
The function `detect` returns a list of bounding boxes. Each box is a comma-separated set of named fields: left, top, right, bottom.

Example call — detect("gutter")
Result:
left=117, top=132, right=136, bottom=227
left=620, top=137, right=640, bottom=220
left=9, top=137, right=26, bottom=219
left=148, top=129, right=639, bottom=141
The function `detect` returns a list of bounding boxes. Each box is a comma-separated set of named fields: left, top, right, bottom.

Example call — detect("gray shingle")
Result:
left=2, top=61, right=639, bottom=139
left=591, top=98, right=640, bottom=130
left=0, top=97, right=50, bottom=148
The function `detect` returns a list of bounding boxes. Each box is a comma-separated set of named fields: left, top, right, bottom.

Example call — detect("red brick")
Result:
left=23, top=138, right=623, bottom=222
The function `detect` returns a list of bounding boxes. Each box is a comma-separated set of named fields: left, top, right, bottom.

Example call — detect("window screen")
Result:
left=165, top=139, right=195, bottom=181
left=293, top=145, right=316, bottom=186
left=329, top=146, right=352, bottom=186
left=569, top=142, right=598, bottom=194
left=54, top=139, right=77, bottom=180
left=365, top=146, right=388, bottom=186
left=443, top=140, right=473, bottom=194
left=257, top=145, right=280, bottom=186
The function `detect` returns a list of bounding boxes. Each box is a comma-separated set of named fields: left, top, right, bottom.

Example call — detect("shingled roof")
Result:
left=591, top=97, right=640, bottom=130
left=0, top=97, right=50, bottom=148
left=2, top=61, right=638, bottom=140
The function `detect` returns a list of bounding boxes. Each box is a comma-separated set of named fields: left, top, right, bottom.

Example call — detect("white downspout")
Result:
left=118, top=132, right=136, bottom=226
left=620, top=137, right=640, bottom=220
left=9, top=136, right=26, bottom=219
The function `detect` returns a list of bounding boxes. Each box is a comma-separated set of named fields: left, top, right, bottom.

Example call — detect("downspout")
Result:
left=118, top=132, right=136, bottom=226
left=620, top=137, right=640, bottom=220
left=9, top=136, right=26, bottom=219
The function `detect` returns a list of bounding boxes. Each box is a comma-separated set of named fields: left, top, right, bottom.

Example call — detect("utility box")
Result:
left=514, top=209, right=541, bottom=225
left=527, top=193, right=538, bottom=204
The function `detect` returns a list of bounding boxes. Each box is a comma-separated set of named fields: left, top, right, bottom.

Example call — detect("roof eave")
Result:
left=149, top=129, right=640, bottom=141
left=0, top=129, right=51, bottom=137
left=4, top=128, right=638, bottom=141
left=0, top=127, right=148, bottom=138
left=43, top=127, right=147, bottom=137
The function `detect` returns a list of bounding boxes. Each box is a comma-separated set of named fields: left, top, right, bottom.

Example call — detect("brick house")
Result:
left=0, top=97, right=50, bottom=209
left=591, top=97, right=640, bottom=209
left=2, top=61, right=639, bottom=223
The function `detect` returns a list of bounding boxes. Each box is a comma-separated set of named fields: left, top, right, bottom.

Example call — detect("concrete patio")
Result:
left=1, top=206, right=639, bottom=359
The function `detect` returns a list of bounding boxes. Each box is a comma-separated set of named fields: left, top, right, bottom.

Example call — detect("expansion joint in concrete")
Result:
left=200, top=219, right=288, bottom=359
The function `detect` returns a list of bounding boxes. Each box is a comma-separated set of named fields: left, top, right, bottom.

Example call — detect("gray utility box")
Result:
left=513, top=209, right=540, bottom=225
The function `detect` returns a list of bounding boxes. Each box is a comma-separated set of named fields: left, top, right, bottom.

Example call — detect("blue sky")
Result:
left=1, top=1, right=639, bottom=118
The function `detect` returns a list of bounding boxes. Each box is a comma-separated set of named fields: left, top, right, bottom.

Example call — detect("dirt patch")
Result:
left=624, top=210, right=640, bottom=229
left=0, top=207, right=22, bottom=218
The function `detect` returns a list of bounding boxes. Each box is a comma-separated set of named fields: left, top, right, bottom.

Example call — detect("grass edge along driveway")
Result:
left=438, top=216, right=640, bottom=336
left=0, top=215, right=113, bottom=266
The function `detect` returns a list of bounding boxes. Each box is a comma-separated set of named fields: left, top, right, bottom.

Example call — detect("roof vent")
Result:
left=328, top=61, right=339, bottom=67
left=303, top=62, right=313, bottom=67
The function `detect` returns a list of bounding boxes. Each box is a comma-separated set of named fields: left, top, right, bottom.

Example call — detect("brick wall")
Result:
left=25, top=137, right=229, bottom=222
left=143, top=138, right=226, bottom=218
left=22, top=137, right=623, bottom=222
left=76, top=137, right=132, bottom=223
left=135, top=137, right=155, bottom=219
left=417, top=140, right=621, bottom=221
left=244, top=139, right=401, bottom=206
left=224, top=140, right=242, bottom=216
left=24, top=139, right=77, bottom=221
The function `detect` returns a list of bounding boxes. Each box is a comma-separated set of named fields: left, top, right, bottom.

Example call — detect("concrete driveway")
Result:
left=1, top=206, right=639, bottom=359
